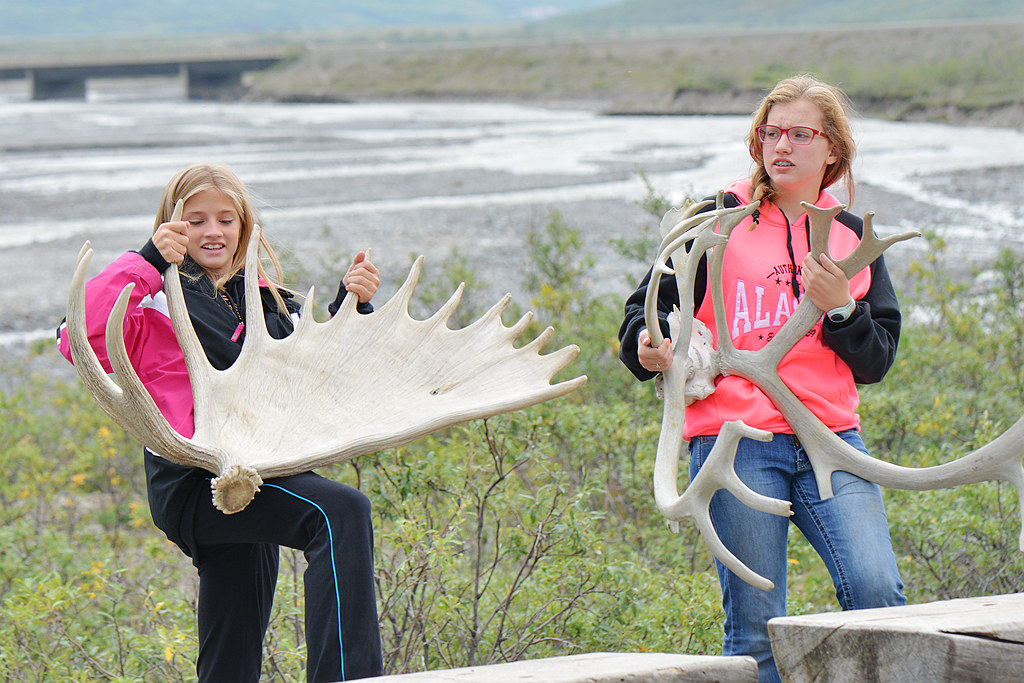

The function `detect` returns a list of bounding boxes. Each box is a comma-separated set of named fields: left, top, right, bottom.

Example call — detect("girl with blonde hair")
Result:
left=59, top=163, right=384, bottom=681
left=619, top=76, right=905, bottom=682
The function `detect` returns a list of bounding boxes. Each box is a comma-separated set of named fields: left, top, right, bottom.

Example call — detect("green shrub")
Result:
left=2, top=198, right=1022, bottom=679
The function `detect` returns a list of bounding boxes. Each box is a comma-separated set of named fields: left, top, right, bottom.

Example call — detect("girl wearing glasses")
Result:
left=618, top=75, right=905, bottom=683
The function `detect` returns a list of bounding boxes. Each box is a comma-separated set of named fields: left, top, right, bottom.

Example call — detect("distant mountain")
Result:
left=540, top=0, right=1024, bottom=31
left=0, top=0, right=622, bottom=39
left=2, top=0, right=1020, bottom=41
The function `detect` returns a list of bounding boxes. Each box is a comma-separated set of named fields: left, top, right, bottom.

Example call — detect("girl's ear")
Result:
left=826, top=143, right=840, bottom=166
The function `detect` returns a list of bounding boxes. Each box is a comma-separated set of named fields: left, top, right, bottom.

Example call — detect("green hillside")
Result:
left=0, top=0, right=618, bottom=39
left=544, top=0, right=1024, bottom=31
left=2, top=0, right=1021, bottom=40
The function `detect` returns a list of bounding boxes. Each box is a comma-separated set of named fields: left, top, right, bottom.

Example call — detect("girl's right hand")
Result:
left=637, top=328, right=673, bottom=373
left=153, top=221, right=189, bottom=266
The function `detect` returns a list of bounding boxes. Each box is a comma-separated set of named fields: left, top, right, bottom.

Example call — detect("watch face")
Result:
left=828, top=300, right=854, bottom=322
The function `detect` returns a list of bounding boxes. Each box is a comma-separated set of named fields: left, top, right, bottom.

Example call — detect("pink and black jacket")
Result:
left=57, top=241, right=368, bottom=561
left=618, top=180, right=901, bottom=438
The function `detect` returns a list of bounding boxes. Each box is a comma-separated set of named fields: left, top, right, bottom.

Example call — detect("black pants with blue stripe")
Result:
left=191, top=471, right=382, bottom=682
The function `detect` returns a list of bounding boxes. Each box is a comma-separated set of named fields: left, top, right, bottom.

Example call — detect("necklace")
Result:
left=220, top=291, right=245, bottom=342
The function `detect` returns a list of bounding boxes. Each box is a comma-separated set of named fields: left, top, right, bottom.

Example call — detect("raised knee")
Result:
left=321, top=484, right=372, bottom=524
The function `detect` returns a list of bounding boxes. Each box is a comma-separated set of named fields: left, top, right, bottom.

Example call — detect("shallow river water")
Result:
left=3, top=79, right=1024, bottom=348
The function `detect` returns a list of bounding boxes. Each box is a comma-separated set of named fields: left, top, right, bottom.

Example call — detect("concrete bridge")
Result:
left=0, top=50, right=288, bottom=100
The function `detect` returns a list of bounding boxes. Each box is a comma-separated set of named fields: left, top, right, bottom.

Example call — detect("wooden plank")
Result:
left=362, top=652, right=758, bottom=682
left=769, top=593, right=1024, bottom=682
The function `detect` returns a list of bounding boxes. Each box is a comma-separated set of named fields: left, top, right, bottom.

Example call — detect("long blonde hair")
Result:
left=153, top=163, right=290, bottom=314
left=746, top=75, right=857, bottom=209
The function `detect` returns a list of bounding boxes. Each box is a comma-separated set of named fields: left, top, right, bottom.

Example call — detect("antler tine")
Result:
left=540, top=344, right=584, bottom=381
left=657, top=420, right=790, bottom=591
left=374, top=256, right=425, bottom=318
left=163, top=200, right=218, bottom=420
left=698, top=199, right=762, bottom=358
left=506, top=358, right=587, bottom=399
left=657, top=198, right=717, bottom=245
left=691, top=513, right=774, bottom=592
left=423, top=282, right=466, bottom=328
left=163, top=263, right=221, bottom=421
left=695, top=202, right=763, bottom=357
left=239, top=223, right=271, bottom=359
left=104, top=281, right=220, bottom=469
left=466, top=292, right=514, bottom=329
left=837, top=211, right=921, bottom=277
left=516, top=337, right=585, bottom=390
left=294, top=286, right=317, bottom=334
left=518, top=324, right=556, bottom=355
left=505, top=310, right=535, bottom=340
left=644, top=210, right=732, bottom=347
left=802, top=202, right=921, bottom=277
left=67, top=243, right=123, bottom=407
left=68, top=240, right=216, bottom=470
left=74, top=240, right=91, bottom=267
left=551, top=372, right=588, bottom=396
left=665, top=204, right=756, bottom=351
left=804, top=202, right=843, bottom=258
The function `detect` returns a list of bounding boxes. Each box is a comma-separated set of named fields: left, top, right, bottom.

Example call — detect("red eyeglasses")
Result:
left=756, top=125, right=827, bottom=145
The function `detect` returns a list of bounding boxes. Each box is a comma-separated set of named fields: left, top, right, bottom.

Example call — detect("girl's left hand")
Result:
left=801, top=253, right=851, bottom=312
left=343, top=249, right=380, bottom=304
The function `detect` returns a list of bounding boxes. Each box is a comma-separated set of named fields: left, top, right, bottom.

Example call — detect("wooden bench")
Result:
left=769, top=592, right=1024, bottom=682
left=365, top=652, right=757, bottom=682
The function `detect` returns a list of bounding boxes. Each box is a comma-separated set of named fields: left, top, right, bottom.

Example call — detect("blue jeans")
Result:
left=689, top=431, right=905, bottom=683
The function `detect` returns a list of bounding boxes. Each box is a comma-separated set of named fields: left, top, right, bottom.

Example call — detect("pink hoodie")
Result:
left=58, top=251, right=197, bottom=438
left=684, top=180, right=871, bottom=438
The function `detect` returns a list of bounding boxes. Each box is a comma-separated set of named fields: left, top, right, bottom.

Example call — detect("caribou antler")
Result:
left=643, top=195, right=794, bottom=587
left=736, top=203, right=1024, bottom=538
left=68, top=224, right=586, bottom=513
left=646, top=193, right=1024, bottom=589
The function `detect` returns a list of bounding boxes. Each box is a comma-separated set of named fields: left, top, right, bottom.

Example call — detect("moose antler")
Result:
left=645, top=192, right=1024, bottom=589
left=68, top=224, right=586, bottom=514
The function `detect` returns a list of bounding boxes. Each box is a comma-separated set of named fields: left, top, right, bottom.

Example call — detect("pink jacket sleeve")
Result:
left=57, top=251, right=196, bottom=437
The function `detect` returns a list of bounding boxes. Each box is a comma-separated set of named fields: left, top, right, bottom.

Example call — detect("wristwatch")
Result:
left=827, top=298, right=856, bottom=323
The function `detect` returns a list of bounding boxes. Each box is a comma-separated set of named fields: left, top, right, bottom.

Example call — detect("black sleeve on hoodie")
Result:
left=329, top=279, right=374, bottom=316
left=617, top=194, right=726, bottom=382
left=137, top=238, right=172, bottom=273
left=820, top=210, right=902, bottom=385
left=617, top=256, right=708, bottom=382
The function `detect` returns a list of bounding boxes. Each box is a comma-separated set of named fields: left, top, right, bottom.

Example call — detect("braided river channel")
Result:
left=3, top=79, right=1024, bottom=353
